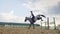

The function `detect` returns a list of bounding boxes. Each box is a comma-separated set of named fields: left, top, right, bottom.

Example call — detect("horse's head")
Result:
left=24, top=17, right=27, bottom=22
left=24, top=17, right=36, bottom=23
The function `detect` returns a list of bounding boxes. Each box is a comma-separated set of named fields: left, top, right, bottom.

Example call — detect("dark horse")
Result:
left=24, top=14, right=46, bottom=29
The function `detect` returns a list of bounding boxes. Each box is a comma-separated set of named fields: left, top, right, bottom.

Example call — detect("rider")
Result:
left=30, top=11, right=35, bottom=22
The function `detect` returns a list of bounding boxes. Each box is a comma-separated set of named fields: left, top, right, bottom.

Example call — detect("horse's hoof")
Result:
left=28, top=28, right=30, bottom=29
left=33, top=28, right=35, bottom=29
left=41, top=20, right=43, bottom=21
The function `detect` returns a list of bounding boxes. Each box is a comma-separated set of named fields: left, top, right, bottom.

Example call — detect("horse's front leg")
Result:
left=28, top=24, right=31, bottom=29
left=32, top=23, right=35, bottom=29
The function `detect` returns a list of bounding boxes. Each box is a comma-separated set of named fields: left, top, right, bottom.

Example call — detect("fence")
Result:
left=40, top=17, right=56, bottom=29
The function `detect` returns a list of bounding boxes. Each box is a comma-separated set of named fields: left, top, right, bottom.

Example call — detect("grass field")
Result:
left=0, top=27, right=60, bottom=34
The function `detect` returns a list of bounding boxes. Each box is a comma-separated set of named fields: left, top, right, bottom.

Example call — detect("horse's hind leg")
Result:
left=28, top=24, right=31, bottom=29
left=41, top=18, right=43, bottom=21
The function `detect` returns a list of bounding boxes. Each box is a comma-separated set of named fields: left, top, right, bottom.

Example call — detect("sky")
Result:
left=0, top=0, right=60, bottom=26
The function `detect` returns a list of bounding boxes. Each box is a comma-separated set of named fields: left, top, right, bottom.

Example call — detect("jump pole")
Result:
left=53, top=17, right=56, bottom=30
left=47, top=17, right=49, bottom=29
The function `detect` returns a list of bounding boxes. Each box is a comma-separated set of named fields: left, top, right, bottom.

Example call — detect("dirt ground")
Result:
left=0, top=27, right=60, bottom=34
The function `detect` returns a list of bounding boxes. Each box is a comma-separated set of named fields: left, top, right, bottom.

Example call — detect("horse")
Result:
left=24, top=14, right=46, bottom=29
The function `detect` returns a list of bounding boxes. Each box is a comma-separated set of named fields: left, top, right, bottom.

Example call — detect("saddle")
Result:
left=31, top=18, right=35, bottom=22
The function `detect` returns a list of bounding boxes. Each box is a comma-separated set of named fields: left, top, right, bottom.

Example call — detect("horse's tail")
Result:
left=40, top=15, right=46, bottom=18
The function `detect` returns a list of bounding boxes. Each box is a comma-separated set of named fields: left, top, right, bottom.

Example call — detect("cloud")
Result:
left=23, top=0, right=60, bottom=10
left=10, top=10, right=14, bottom=14
left=16, top=17, right=25, bottom=23
left=0, top=11, right=25, bottom=23
left=48, top=2, right=60, bottom=15
left=0, top=13, right=16, bottom=22
left=22, top=0, right=60, bottom=16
